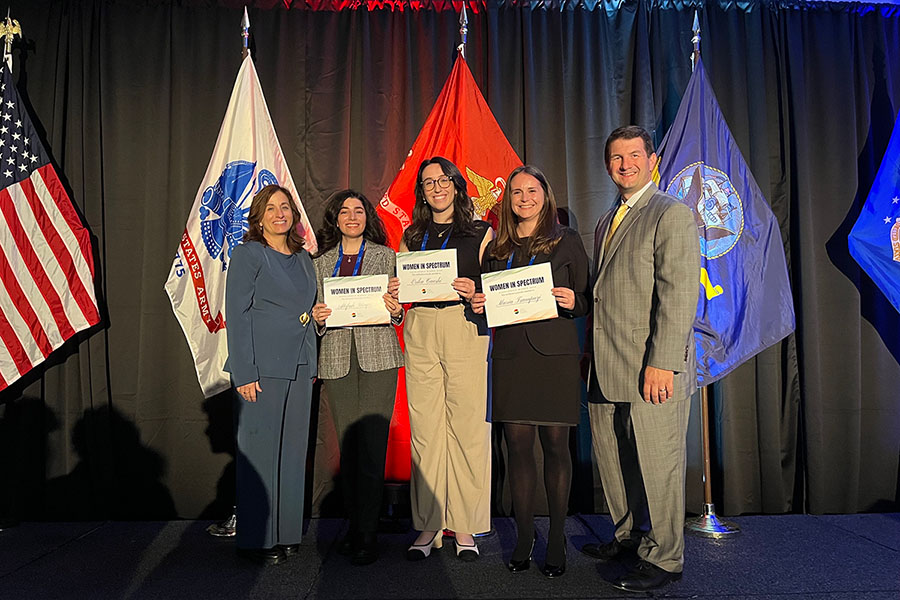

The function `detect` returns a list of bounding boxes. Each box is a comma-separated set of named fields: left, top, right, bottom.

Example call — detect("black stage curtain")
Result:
left=0, top=0, right=898, bottom=520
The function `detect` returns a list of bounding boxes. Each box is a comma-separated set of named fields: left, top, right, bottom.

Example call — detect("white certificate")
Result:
left=396, top=249, right=459, bottom=303
left=481, top=262, right=558, bottom=328
left=323, top=274, right=390, bottom=328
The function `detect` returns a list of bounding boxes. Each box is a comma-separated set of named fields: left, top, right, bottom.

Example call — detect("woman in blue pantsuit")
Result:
left=225, top=184, right=317, bottom=566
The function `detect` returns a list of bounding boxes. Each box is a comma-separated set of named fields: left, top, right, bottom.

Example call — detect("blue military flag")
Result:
left=848, top=116, right=900, bottom=313
left=655, top=59, right=795, bottom=386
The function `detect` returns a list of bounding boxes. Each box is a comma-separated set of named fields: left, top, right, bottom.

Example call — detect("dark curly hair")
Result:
left=401, top=156, right=477, bottom=249
left=243, top=184, right=306, bottom=253
left=314, top=189, right=387, bottom=257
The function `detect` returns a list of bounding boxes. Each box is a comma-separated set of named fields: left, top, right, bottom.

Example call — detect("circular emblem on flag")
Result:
left=666, top=162, right=744, bottom=259
left=198, top=160, right=279, bottom=264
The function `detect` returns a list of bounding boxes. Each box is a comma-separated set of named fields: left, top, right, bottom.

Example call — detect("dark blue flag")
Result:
left=655, top=59, right=795, bottom=386
left=848, top=116, right=900, bottom=312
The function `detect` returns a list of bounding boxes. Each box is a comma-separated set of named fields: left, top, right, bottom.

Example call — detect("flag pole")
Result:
left=241, top=6, right=250, bottom=59
left=0, top=13, right=18, bottom=531
left=684, top=11, right=740, bottom=538
left=453, top=1, right=494, bottom=542
left=690, top=10, right=700, bottom=72
left=457, top=3, right=468, bottom=60
left=205, top=6, right=252, bottom=540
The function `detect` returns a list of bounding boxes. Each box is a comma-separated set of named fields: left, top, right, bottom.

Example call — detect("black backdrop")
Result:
left=0, top=0, right=898, bottom=521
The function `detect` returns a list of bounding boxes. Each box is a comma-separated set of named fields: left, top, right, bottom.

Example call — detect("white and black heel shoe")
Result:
left=455, top=539, right=479, bottom=562
left=406, top=531, right=442, bottom=561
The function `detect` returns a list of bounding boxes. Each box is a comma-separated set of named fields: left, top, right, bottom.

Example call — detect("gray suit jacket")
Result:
left=591, top=183, right=701, bottom=403
left=224, top=241, right=318, bottom=387
left=313, top=242, right=404, bottom=379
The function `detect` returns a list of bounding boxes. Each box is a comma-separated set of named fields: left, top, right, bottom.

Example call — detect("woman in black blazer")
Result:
left=473, top=165, right=589, bottom=577
left=225, top=184, right=317, bottom=566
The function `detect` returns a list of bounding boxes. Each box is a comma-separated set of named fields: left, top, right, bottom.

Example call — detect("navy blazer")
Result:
left=224, top=240, right=318, bottom=387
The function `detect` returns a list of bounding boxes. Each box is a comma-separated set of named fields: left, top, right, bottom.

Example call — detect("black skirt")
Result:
left=491, top=331, right=581, bottom=426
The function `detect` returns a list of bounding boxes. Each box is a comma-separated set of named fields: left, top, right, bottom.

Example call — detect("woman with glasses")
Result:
left=472, top=165, right=589, bottom=578
left=311, top=190, right=404, bottom=566
left=400, top=157, right=493, bottom=562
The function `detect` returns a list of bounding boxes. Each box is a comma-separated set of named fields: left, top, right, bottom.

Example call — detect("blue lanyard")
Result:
left=507, top=250, right=537, bottom=270
left=421, top=227, right=451, bottom=251
left=333, top=239, right=366, bottom=277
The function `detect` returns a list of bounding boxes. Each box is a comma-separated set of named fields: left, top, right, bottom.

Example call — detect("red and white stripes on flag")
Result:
left=0, top=66, right=99, bottom=391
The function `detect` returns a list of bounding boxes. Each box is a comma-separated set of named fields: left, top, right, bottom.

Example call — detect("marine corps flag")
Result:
left=378, top=56, right=522, bottom=248
left=655, top=59, right=795, bottom=385
left=849, top=114, right=900, bottom=313
left=376, top=55, right=520, bottom=482
left=164, top=52, right=315, bottom=398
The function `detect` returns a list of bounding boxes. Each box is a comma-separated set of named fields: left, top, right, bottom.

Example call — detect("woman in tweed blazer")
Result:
left=311, top=189, right=403, bottom=566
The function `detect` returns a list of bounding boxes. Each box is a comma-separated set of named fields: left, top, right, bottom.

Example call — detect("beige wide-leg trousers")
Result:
left=404, top=304, right=491, bottom=534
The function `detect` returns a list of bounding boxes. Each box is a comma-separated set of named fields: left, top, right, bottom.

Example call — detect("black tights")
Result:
left=504, top=423, right=572, bottom=566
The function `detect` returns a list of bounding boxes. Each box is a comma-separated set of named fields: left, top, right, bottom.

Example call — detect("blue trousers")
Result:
left=234, top=364, right=313, bottom=550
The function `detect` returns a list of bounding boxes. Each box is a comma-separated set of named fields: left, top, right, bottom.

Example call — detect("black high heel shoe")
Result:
left=541, top=545, right=567, bottom=578
left=507, top=533, right=536, bottom=573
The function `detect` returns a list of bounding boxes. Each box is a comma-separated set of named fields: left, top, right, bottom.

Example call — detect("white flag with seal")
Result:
left=164, top=52, right=316, bottom=397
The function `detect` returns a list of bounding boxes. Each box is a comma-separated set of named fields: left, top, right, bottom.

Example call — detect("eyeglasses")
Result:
left=421, top=176, right=453, bottom=192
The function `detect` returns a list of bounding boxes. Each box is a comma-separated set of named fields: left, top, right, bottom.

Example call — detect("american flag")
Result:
left=0, top=65, right=100, bottom=391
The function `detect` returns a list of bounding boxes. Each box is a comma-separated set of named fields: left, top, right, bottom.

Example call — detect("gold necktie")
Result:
left=604, top=202, right=629, bottom=251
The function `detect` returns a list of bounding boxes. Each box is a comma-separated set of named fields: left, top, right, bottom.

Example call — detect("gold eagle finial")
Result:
left=1, top=15, right=21, bottom=65
left=466, top=166, right=502, bottom=219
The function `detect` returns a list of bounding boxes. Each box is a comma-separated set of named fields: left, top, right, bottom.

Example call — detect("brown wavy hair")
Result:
left=490, top=165, right=563, bottom=260
left=243, top=184, right=306, bottom=253
left=401, top=156, right=476, bottom=249
left=314, top=189, right=387, bottom=257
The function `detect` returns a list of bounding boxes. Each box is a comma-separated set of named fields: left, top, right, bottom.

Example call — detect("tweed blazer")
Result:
left=590, top=183, right=701, bottom=403
left=313, top=242, right=404, bottom=379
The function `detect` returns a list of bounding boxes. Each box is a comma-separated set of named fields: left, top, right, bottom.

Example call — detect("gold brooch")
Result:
left=299, top=312, right=310, bottom=325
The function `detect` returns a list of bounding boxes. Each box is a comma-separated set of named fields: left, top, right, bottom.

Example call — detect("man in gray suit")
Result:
left=583, top=126, right=700, bottom=591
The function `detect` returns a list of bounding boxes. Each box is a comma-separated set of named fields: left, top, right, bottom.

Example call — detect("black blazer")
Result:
left=482, top=228, right=590, bottom=359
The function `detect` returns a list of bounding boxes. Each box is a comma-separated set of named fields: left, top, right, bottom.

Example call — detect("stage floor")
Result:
left=1, top=514, right=897, bottom=599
